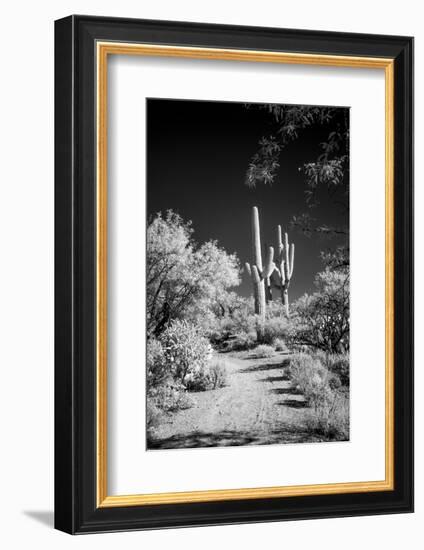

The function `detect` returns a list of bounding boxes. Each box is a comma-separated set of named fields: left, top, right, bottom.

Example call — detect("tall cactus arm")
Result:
left=276, top=225, right=285, bottom=272
left=283, top=232, right=290, bottom=281
left=252, top=206, right=263, bottom=271
left=277, top=225, right=283, bottom=252
left=280, top=262, right=286, bottom=285
left=245, top=262, right=252, bottom=277
left=289, top=243, right=295, bottom=278
left=263, top=246, right=275, bottom=279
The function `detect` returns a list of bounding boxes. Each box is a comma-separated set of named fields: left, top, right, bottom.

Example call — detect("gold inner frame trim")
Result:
left=96, top=42, right=395, bottom=508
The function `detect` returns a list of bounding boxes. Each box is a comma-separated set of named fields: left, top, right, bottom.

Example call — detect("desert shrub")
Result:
left=289, top=269, right=349, bottom=353
left=226, top=331, right=257, bottom=351
left=306, top=392, right=349, bottom=440
left=146, top=400, right=161, bottom=433
left=288, top=353, right=331, bottom=405
left=184, top=369, right=211, bottom=391
left=273, top=338, right=288, bottom=352
left=148, top=380, right=193, bottom=412
left=261, top=315, right=289, bottom=345
left=305, top=351, right=349, bottom=388
left=146, top=337, right=193, bottom=422
left=161, top=320, right=212, bottom=385
left=147, top=211, right=240, bottom=338
left=308, top=349, right=327, bottom=363
left=265, top=300, right=288, bottom=318
left=185, top=359, right=228, bottom=391
left=325, top=353, right=350, bottom=387
left=191, top=309, right=239, bottom=346
left=209, top=360, right=228, bottom=389
left=289, top=352, right=349, bottom=440
left=225, top=299, right=257, bottom=335
left=251, top=344, right=276, bottom=358
left=190, top=294, right=256, bottom=345
left=146, top=338, right=169, bottom=388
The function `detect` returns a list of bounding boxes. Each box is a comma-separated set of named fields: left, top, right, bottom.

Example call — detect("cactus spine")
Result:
left=271, top=225, right=295, bottom=316
left=245, top=207, right=275, bottom=336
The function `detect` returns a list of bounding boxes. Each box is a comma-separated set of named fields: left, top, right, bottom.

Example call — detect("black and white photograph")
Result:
left=146, top=98, right=350, bottom=450
left=0, top=1, right=416, bottom=542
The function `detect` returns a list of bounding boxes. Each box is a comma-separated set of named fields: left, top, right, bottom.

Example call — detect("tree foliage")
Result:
left=290, top=269, right=350, bottom=353
left=147, top=210, right=241, bottom=337
left=245, top=104, right=349, bottom=244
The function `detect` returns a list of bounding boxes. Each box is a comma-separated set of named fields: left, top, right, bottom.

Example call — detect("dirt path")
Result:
left=149, top=352, right=321, bottom=449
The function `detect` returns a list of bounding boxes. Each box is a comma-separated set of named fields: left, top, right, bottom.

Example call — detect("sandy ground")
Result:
left=148, top=352, right=323, bottom=449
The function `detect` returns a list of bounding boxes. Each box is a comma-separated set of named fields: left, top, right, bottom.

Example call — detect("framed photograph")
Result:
left=54, top=15, right=413, bottom=534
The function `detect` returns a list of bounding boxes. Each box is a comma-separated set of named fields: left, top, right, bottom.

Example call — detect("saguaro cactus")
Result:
left=271, top=225, right=295, bottom=316
left=245, top=207, right=275, bottom=335
left=264, top=242, right=274, bottom=303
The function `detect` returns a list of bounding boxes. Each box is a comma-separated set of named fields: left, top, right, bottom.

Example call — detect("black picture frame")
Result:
left=55, top=15, right=414, bottom=534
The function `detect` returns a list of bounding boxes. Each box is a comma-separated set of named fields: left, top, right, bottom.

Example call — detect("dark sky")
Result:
left=147, top=98, right=348, bottom=301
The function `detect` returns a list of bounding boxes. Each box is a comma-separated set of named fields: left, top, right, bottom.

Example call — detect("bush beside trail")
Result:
left=146, top=320, right=229, bottom=434
left=288, top=351, right=349, bottom=440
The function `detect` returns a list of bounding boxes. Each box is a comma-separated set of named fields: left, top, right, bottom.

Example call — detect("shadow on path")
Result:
left=278, top=399, right=309, bottom=409
left=269, top=387, right=303, bottom=395
left=238, top=358, right=291, bottom=373
left=148, top=425, right=317, bottom=450
left=260, top=374, right=290, bottom=383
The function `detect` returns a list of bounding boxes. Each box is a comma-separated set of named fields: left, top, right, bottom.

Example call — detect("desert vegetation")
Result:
left=146, top=205, right=349, bottom=446
left=146, top=99, right=349, bottom=449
